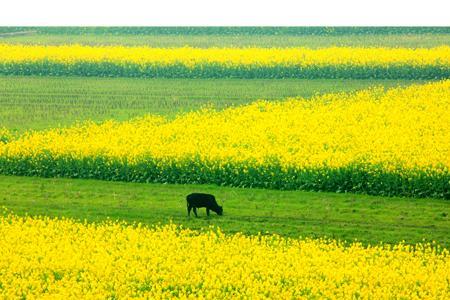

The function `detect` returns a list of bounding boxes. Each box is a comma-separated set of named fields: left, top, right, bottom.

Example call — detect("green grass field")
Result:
left=1, top=175, right=449, bottom=247
left=2, top=33, right=450, bottom=48
left=0, top=76, right=425, bottom=132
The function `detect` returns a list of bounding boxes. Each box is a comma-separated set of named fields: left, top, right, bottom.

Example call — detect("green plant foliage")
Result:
left=0, top=62, right=448, bottom=79
left=0, top=155, right=447, bottom=199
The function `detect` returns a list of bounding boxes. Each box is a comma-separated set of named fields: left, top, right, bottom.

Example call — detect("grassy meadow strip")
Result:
left=0, top=45, right=449, bottom=79
left=2, top=175, right=450, bottom=246
left=0, top=213, right=449, bottom=299
left=0, top=81, right=449, bottom=198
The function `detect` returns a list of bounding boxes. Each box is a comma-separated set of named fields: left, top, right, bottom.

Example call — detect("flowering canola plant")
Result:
left=0, top=213, right=449, bottom=299
left=0, top=44, right=449, bottom=79
left=0, top=81, right=449, bottom=198
left=0, top=127, right=12, bottom=144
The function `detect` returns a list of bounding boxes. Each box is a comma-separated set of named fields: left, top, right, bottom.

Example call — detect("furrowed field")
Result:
left=0, top=76, right=420, bottom=132
left=0, top=27, right=449, bottom=299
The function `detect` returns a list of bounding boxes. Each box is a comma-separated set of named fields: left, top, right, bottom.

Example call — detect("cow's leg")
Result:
left=193, top=207, right=198, bottom=217
left=187, top=204, right=192, bottom=216
left=206, top=208, right=210, bottom=216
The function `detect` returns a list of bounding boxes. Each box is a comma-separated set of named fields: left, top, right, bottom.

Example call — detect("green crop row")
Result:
left=0, top=62, right=448, bottom=79
left=0, top=155, right=447, bottom=199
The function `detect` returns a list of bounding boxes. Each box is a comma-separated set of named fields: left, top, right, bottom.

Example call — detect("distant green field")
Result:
left=1, top=175, right=449, bottom=247
left=2, top=26, right=449, bottom=35
left=2, top=33, right=450, bottom=48
left=0, top=76, right=425, bottom=132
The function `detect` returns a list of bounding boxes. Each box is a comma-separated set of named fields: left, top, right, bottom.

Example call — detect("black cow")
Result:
left=187, top=193, right=223, bottom=217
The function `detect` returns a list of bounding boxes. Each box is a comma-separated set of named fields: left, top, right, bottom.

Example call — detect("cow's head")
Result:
left=216, top=206, right=223, bottom=215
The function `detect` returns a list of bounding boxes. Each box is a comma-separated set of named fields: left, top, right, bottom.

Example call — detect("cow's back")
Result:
left=187, top=193, right=215, bottom=206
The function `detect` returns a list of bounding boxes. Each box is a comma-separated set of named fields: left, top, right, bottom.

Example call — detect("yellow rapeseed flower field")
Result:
left=0, top=44, right=449, bottom=67
left=0, top=213, right=448, bottom=299
left=0, top=80, right=449, bottom=197
left=1, top=81, right=449, bottom=170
